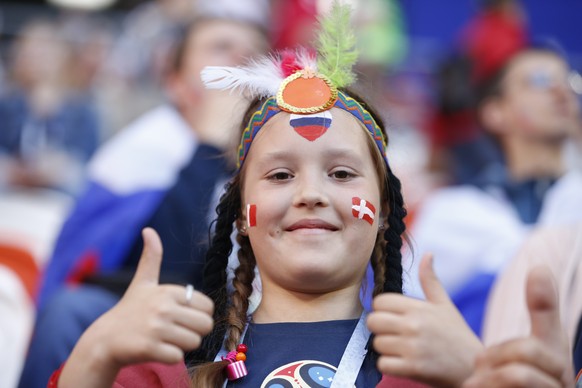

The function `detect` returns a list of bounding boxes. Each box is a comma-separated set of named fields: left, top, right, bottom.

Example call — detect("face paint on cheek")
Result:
left=351, top=197, right=376, bottom=226
left=246, top=204, right=257, bottom=228
left=289, top=111, right=332, bottom=141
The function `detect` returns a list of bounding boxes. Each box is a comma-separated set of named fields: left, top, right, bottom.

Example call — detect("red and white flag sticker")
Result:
left=247, top=204, right=257, bottom=228
left=351, top=197, right=376, bottom=225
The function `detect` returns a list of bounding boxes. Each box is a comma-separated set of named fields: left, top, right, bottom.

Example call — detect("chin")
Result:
left=284, top=264, right=343, bottom=287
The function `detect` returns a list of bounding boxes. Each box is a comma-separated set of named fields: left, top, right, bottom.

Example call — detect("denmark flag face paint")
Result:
left=351, top=197, right=376, bottom=225
left=247, top=204, right=257, bottom=228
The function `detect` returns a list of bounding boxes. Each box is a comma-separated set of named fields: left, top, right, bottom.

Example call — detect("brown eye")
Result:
left=331, top=170, right=354, bottom=180
left=269, top=171, right=293, bottom=181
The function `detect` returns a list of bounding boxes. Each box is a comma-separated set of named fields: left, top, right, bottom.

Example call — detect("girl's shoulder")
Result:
left=113, top=361, right=190, bottom=388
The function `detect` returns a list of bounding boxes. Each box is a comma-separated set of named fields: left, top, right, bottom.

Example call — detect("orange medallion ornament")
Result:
left=277, top=70, right=338, bottom=114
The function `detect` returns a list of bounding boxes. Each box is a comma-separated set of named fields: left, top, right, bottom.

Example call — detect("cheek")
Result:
left=245, top=194, right=289, bottom=229
left=349, top=196, right=378, bottom=226
left=509, top=98, right=543, bottom=132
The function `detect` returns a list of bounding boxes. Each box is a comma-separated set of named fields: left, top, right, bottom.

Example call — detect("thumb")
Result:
left=130, top=228, right=164, bottom=286
left=419, top=253, right=451, bottom=304
left=526, top=265, right=562, bottom=344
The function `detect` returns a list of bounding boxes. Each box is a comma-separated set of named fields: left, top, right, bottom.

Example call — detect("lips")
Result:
left=286, top=219, right=339, bottom=232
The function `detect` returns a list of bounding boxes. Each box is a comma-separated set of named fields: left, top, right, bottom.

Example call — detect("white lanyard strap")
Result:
left=329, top=313, right=371, bottom=388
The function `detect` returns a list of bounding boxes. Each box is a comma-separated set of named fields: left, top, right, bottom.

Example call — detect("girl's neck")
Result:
left=251, top=284, right=364, bottom=324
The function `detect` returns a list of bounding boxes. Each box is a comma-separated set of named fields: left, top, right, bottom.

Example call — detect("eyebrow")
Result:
left=255, top=148, right=363, bottom=166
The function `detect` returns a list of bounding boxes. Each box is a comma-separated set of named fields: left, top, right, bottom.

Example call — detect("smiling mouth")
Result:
left=286, top=219, right=339, bottom=232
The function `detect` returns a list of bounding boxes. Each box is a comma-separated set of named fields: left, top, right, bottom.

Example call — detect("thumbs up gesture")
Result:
left=59, top=228, right=214, bottom=387
left=463, top=266, right=574, bottom=388
left=367, top=254, right=484, bottom=387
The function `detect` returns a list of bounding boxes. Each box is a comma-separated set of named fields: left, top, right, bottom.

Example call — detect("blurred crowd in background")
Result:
left=0, top=0, right=581, bottom=387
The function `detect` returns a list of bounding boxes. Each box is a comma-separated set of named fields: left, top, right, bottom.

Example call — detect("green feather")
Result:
left=315, top=1, right=358, bottom=88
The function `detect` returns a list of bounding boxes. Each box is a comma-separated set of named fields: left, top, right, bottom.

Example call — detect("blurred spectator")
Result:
left=0, top=18, right=100, bottom=195
left=95, top=0, right=197, bottom=137
left=426, top=0, right=528, bottom=186
left=483, top=223, right=582, bottom=380
left=96, top=0, right=270, bottom=138
left=0, top=15, right=98, bottom=387
left=406, top=38, right=582, bottom=339
left=19, top=13, right=268, bottom=387
left=58, top=13, right=114, bottom=95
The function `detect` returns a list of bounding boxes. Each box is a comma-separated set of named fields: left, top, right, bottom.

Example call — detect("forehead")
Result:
left=247, top=108, right=370, bottom=158
left=504, top=51, right=568, bottom=82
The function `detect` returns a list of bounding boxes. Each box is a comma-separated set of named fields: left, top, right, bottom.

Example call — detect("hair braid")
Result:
left=186, top=179, right=240, bottom=368
left=382, top=168, right=407, bottom=294
left=369, top=232, right=387, bottom=297
left=188, top=177, right=259, bottom=387
left=224, top=235, right=256, bottom=350
left=202, top=179, right=240, bottom=297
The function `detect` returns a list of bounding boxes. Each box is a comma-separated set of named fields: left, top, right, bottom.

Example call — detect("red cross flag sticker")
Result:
left=351, top=197, right=376, bottom=225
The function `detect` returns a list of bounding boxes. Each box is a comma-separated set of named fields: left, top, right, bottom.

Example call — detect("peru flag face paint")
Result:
left=351, top=197, right=376, bottom=225
left=289, top=111, right=332, bottom=141
left=246, top=204, right=257, bottom=228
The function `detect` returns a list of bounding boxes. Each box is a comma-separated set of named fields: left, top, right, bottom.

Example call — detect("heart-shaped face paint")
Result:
left=289, top=111, right=332, bottom=141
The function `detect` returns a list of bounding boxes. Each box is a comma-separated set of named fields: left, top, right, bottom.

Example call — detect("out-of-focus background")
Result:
left=0, top=1, right=580, bottom=387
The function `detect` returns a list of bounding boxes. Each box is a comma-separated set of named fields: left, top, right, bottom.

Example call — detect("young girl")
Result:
left=53, top=4, right=411, bottom=387
left=47, top=4, right=575, bottom=387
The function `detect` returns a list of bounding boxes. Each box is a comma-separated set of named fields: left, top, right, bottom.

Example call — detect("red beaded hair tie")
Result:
left=222, top=344, right=249, bottom=381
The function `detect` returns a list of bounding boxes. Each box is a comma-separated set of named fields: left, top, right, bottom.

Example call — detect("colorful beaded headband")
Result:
left=200, top=1, right=388, bottom=170
left=238, top=92, right=387, bottom=169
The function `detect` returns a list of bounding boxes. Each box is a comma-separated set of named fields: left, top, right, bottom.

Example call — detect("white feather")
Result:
left=200, top=56, right=284, bottom=98
left=295, top=48, right=318, bottom=72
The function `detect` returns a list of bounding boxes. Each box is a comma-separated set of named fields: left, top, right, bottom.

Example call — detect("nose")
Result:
left=293, top=172, right=329, bottom=209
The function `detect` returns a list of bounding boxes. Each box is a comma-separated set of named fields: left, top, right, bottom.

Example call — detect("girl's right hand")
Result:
left=58, top=228, right=214, bottom=387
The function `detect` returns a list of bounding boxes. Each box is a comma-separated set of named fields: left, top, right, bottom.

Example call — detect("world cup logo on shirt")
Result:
left=261, top=360, right=355, bottom=388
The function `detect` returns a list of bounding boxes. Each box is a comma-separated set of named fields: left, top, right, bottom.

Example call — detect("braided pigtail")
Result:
left=187, top=178, right=241, bottom=386
left=382, top=167, right=407, bottom=294
left=190, top=240, right=256, bottom=387
left=224, top=234, right=256, bottom=350
left=369, top=229, right=387, bottom=298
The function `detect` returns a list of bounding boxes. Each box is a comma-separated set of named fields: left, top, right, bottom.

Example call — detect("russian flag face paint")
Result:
left=351, top=197, right=376, bottom=225
left=246, top=204, right=257, bottom=228
left=289, top=111, right=332, bottom=141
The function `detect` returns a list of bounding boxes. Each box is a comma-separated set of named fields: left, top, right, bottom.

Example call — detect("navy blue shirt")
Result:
left=228, top=319, right=380, bottom=388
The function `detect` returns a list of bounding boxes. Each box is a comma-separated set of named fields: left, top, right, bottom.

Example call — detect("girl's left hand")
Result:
left=367, top=254, right=483, bottom=387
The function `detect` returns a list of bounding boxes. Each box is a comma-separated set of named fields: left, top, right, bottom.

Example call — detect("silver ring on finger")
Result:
left=185, top=284, right=194, bottom=305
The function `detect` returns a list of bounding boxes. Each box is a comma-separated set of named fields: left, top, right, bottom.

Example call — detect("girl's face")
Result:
left=241, top=108, right=383, bottom=295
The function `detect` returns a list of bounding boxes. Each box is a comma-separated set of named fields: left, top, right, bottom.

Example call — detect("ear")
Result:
left=236, top=218, right=248, bottom=236
left=479, top=97, right=506, bottom=135
left=378, top=207, right=389, bottom=232
left=236, top=204, right=248, bottom=236
left=164, top=73, right=183, bottom=104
